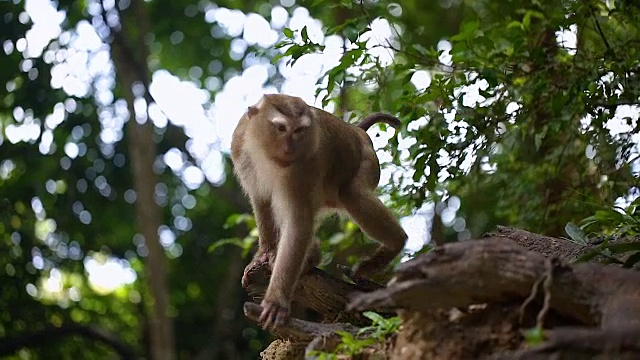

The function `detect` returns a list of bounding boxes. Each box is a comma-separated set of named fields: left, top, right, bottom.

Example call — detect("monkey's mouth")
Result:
left=273, top=155, right=294, bottom=167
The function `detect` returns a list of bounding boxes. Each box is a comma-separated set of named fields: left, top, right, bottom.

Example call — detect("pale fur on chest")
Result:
left=239, top=142, right=343, bottom=217
left=239, top=150, right=281, bottom=201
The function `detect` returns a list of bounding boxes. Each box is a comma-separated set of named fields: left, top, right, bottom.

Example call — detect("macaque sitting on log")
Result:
left=230, top=94, right=407, bottom=330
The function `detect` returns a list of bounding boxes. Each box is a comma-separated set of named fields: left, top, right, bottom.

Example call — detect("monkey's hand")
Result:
left=259, top=298, right=290, bottom=330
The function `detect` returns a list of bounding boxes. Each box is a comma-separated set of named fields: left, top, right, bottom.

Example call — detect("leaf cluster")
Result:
left=309, top=311, right=401, bottom=359
left=565, top=197, right=640, bottom=267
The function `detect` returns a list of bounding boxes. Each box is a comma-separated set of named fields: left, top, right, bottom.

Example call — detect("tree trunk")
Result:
left=125, top=97, right=175, bottom=360
left=105, top=0, right=175, bottom=358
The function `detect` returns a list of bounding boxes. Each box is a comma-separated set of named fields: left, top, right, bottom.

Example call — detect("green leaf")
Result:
left=481, top=69, right=499, bottom=87
left=413, top=154, right=427, bottom=182
left=506, top=21, right=522, bottom=30
left=523, top=327, right=545, bottom=345
left=522, top=12, right=532, bottom=29
left=283, top=28, right=294, bottom=39
left=223, top=213, right=254, bottom=229
left=343, top=25, right=360, bottom=42
left=451, top=20, right=480, bottom=41
left=579, top=215, right=598, bottom=229
left=534, top=132, right=544, bottom=151
left=564, top=222, right=589, bottom=246
left=363, top=311, right=386, bottom=324
left=207, top=237, right=244, bottom=253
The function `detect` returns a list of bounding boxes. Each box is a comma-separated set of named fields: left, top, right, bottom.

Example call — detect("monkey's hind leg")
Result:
left=341, top=187, right=407, bottom=278
left=304, top=237, right=321, bottom=272
left=241, top=250, right=276, bottom=289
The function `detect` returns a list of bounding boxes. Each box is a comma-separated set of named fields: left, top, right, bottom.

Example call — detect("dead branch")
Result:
left=488, top=225, right=585, bottom=262
left=243, top=302, right=359, bottom=343
left=349, top=237, right=640, bottom=328
left=245, top=301, right=365, bottom=358
left=243, top=262, right=374, bottom=325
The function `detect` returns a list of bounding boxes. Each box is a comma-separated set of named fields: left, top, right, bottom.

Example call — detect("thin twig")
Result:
left=536, top=258, right=557, bottom=329
left=519, top=274, right=544, bottom=325
left=593, top=101, right=640, bottom=109
left=589, top=5, right=612, bottom=52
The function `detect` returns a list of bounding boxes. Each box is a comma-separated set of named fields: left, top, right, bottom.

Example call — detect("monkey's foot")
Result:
left=241, top=263, right=264, bottom=289
left=354, top=247, right=398, bottom=279
left=303, top=238, right=321, bottom=273
left=259, top=299, right=290, bottom=330
left=338, top=264, right=383, bottom=292
left=241, top=269, right=252, bottom=289
left=242, top=252, right=273, bottom=288
left=353, top=260, right=384, bottom=279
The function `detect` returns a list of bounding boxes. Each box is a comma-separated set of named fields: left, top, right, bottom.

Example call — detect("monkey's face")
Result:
left=246, top=95, right=317, bottom=167
left=265, top=113, right=313, bottom=166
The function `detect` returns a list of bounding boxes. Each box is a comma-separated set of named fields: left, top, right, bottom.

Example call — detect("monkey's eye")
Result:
left=293, top=126, right=307, bottom=134
left=271, top=122, right=287, bottom=133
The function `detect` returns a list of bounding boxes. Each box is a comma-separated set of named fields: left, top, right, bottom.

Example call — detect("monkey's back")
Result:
left=310, top=108, right=381, bottom=192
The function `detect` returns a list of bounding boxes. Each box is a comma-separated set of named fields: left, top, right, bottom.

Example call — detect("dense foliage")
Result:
left=1, top=0, right=638, bottom=358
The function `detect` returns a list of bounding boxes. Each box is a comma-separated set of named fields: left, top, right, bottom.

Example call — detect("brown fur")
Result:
left=230, top=94, right=407, bottom=329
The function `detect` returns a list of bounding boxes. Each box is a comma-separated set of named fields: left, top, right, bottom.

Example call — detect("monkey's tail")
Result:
left=357, top=113, right=401, bottom=131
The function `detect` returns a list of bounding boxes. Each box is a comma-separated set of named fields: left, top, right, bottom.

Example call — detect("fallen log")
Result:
left=242, top=229, right=640, bottom=359
left=349, top=237, right=640, bottom=327
left=350, top=237, right=640, bottom=359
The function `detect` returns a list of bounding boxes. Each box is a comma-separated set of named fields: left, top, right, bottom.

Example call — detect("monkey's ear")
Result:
left=248, top=106, right=259, bottom=117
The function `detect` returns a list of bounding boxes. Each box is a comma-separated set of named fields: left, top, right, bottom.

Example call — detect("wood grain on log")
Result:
left=349, top=237, right=640, bottom=328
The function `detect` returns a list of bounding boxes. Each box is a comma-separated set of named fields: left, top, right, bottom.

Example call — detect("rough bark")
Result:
left=488, top=225, right=585, bottom=262
left=102, top=0, right=175, bottom=358
left=349, top=237, right=640, bottom=325
left=243, top=227, right=640, bottom=360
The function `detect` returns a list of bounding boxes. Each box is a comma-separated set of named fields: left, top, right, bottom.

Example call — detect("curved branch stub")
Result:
left=243, top=302, right=360, bottom=341
left=243, top=261, right=377, bottom=324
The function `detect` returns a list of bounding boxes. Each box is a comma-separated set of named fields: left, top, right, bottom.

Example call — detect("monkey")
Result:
left=230, top=94, right=407, bottom=330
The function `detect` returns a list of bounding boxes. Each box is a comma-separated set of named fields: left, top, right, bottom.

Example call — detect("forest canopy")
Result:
left=1, top=0, right=639, bottom=359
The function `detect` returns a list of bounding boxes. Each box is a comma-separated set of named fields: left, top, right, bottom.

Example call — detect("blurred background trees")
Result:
left=1, top=0, right=638, bottom=358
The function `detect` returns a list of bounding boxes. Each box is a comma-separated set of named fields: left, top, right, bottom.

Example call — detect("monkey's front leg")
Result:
left=260, top=198, right=314, bottom=330
left=242, top=199, right=278, bottom=288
